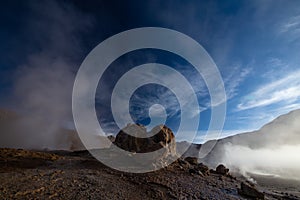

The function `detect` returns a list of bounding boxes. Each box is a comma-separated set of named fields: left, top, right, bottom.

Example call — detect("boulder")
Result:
left=238, top=182, right=265, bottom=199
left=107, top=135, right=115, bottom=143
left=184, top=157, right=198, bottom=165
left=196, top=163, right=210, bottom=175
left=114, top=124, right=148, bottom=153
left=216, top=164, right=229, bottom=175
left=114, top=124, right=176, bottom=156
left=113, top=124, right=177, bottom=170
left=149, top=125, right=176, bottom=156
left=188, top=168, right=203, bottom=176
left=177, top=158, right=191, bottom=169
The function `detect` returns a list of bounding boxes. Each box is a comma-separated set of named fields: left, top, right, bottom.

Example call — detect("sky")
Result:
left=1, top=0, right=300, bottom=143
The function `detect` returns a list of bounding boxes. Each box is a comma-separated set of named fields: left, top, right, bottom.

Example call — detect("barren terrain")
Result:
left=1, top=148, right=299, bottom=199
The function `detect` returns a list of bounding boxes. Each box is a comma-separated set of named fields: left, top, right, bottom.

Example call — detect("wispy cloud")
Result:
left=106, top=64, right=208, bottom=128
left=279, top=15, right=300, bottom=41
left=280, top=15, right=300, bottom=33
left=223, top=65, right=252, bottom=100
left=237, top=70, right=300, bottom=111
left=260, top=58, right=290, bottom=79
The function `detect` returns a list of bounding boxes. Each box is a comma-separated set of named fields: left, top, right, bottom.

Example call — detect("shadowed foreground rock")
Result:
left=238, top=182, right=265, bottom=199
left=216, top=164, right=229, bottom=175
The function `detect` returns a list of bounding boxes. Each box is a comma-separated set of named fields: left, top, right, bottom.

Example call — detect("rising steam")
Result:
left=207, top=109, right=300, bottom=180
left=0, top=1, right=92, bottom=150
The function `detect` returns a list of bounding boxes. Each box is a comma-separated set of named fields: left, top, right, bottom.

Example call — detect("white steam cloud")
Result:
left=222, top=144, right=300, bottom=181
left=205, top=109, right=300, bottom=180
left=0, top=1, right=93, bottom=150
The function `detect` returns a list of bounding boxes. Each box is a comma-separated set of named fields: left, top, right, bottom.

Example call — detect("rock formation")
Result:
left=114, top=124, right=176, bottom=156
left=184, top=157, right=198, bottom=165
left=238, top=182, right=265, bottom=199
left=114, top=124, right=148, bottom=153
left=215, top=164, right=229, bottom=175
left=113, top=124, right=177, bottom=170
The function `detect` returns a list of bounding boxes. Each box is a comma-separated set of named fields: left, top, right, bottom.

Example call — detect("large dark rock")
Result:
left=184, top=157, right=198, bottom=165
left=107, top=135, right=115, bottom=143
left=238, top=182, right=265, bottom=199
left=114, top=124, right=148, bottom=153
left=114, top=124, right=176, bottom=156
left=215, top=164, right=229, bottom=175
left=150, top=125, right=176, bottom=156
left=196, top=163, right=210, bottom=176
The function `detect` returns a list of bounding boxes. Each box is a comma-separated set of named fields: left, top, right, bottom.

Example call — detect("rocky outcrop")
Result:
left=114, top=124, right=147, bottom=153
left=114, top=124, right=176, bottom=156
left=150, top=125, right=176, bottom=156
left=238, top=182, right=265, bottom=199
left=112, top=124, right=177, bottom=170
left=182, top=156, right=210, bottom=176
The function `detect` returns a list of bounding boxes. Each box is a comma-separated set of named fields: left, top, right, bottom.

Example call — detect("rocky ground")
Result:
left=1, top=148, right=299, bottom=200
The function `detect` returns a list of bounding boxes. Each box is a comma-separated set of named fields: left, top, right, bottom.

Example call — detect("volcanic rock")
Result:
left=114, top=124, right=148, bottom=153
left=107, top=135, right=115, bottom=143
left=114, top=124, right=176, bottom=156
left=150, top=125, right=176, bottom=156
left=215, top=164, right=229, bottom=175
left=184, top=157, right=198, bottom=165
left=196, top=163, right=210, bottom=176
left=238, top=182, right=265, bottom=199
left=188, top=168, right=203, bottom=176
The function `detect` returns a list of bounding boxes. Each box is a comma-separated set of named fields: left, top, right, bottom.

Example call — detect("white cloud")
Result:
left=279, top=103, right=300, bottom=112
left=279, top=15, right=300, bottom=42
left=280, top=15, right=300, bottom=33
left=222, top=144, right=300, bottom=181
left=218, top=109, right=300, bottom=180
left=223, top=65, right=252, bottom=100
left=260, top=58, right=290, bottom=79
left=237, top=70, right=300, bottom=110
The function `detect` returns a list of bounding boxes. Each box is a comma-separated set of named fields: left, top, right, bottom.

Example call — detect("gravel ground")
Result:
left=0, top=148, right=298, bottom=200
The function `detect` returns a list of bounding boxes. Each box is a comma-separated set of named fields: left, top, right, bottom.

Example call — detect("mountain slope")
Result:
left=201, top=109, right=300, bottom=180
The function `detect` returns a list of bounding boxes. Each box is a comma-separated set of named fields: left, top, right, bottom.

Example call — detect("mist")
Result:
left=208, top=109, right=300, bottom=181
left=0, top=1, right=92, bottom=150
left=222, top=144, right=300, bottom=181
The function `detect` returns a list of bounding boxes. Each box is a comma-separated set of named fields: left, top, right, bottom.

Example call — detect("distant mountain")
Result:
left=201, top=109, right=300, bottom=167
left=176, top=141, right=202, bottom=158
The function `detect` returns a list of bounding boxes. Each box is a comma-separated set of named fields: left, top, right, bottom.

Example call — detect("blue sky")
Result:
left=1, top=0, right=300, bottom=143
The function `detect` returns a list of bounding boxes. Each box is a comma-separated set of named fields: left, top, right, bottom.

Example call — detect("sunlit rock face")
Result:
left=114, top=124, right=148, bottom=153
left=150, top=125, right=176, bottom=156
left=114, top=124, right=176, bottom=156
